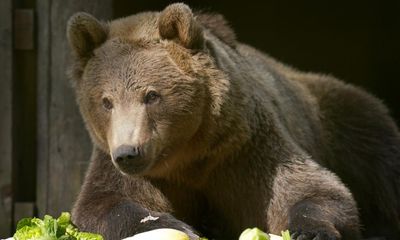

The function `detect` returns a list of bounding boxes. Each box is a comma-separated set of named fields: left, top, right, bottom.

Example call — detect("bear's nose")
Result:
left=112, top=145, right=140, bottom=166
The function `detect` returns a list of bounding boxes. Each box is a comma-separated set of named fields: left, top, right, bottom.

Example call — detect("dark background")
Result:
left=115, top=0, right=400, bottom=124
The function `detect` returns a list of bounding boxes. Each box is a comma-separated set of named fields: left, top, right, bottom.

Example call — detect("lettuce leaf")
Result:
left=13, top=226, right=42, bottom=240
left=16, top=218, right=35, bottom=230
left=65, top=224, right=103, bottom=240
left=280, top=230, right=291, bottom=240
left=13, top=212, right=103, bottom=240
left=238, top=228, right=291, bottom=240
left=239, top=228, right=270, bottom=240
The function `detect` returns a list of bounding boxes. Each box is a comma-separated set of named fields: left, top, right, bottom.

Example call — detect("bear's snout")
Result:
left=113, top=145, right=140, bottom=162
left=112, top=145, right=147, bottom=174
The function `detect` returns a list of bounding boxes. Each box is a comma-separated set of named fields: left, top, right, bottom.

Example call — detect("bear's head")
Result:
left=67, top=3, right=235, bottom=178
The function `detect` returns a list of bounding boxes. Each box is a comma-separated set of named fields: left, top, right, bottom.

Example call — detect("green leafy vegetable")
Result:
left=13, top=226, right=42, bottom=240
left=239, top=228, right=270, bottom=240
left=238, top=228, right=291, bottom=240
left=281, top=230, right=291, bottom=240
left=13, top=212, right=103, bottom=240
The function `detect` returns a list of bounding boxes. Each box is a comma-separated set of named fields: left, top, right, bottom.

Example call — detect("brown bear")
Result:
left=66, top=3, right=400, bottom=240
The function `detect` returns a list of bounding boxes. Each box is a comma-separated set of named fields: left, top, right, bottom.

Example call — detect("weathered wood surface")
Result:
left=36, top=0, right=112, bottom=217
left=36, top=0, right=51, bottom=219
left=0, top=0, right=13, bottom=236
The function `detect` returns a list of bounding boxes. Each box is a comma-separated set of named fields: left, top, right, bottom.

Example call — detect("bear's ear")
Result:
left=67, top=12, right=108, bottom=59
left=158, top=3, right=204, bottom=50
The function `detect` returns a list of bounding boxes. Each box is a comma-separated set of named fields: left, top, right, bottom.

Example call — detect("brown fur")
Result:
left=195, top=13, right=236, bottom=48
left=67, top=3, right=400, bottom=240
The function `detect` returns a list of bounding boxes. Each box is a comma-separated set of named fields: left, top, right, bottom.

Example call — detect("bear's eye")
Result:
left=144, top=91, right=160, bottom=104
left=102, top=97, right=113, bottom=110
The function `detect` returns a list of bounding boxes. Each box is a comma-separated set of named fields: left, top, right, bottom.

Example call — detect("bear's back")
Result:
left=235, top=43, right=400, bottom=238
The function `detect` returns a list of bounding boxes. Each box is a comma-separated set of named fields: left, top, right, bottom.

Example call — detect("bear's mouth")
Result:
left=109, top=142, right=157, bottom=176
left=113, top=157, right=152, bottom=176
left=111, top=143, right=177, bottom=177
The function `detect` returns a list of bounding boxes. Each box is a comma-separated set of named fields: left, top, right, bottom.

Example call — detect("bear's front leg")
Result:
left=267, top=158, right=361, bottom=240
left=72, top=149, right=199, bottom=240
left=98, top=201, right=199, bottom=240
left=73, top=195, right=199, bottom=240
left=73, top=190, right=200, bottom=240
left=288, top=199, right=358, bottom=240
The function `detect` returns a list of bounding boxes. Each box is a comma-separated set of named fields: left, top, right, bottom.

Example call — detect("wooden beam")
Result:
left=36, top=0, right=112, bottom=217
left=36, top=0, right=51, bottom=219
left=0, top=0, right=13, bottom=236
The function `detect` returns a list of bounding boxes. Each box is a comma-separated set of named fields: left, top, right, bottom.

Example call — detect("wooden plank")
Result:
left=0, top=0, right=13, bottom=236
left=40, top=0, right=112, bottom=217
left=14, top=9, right=34, bottom=50
left=13, top=8, right=37, bottom=211
left=36, top=0, right=51, bottom=218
